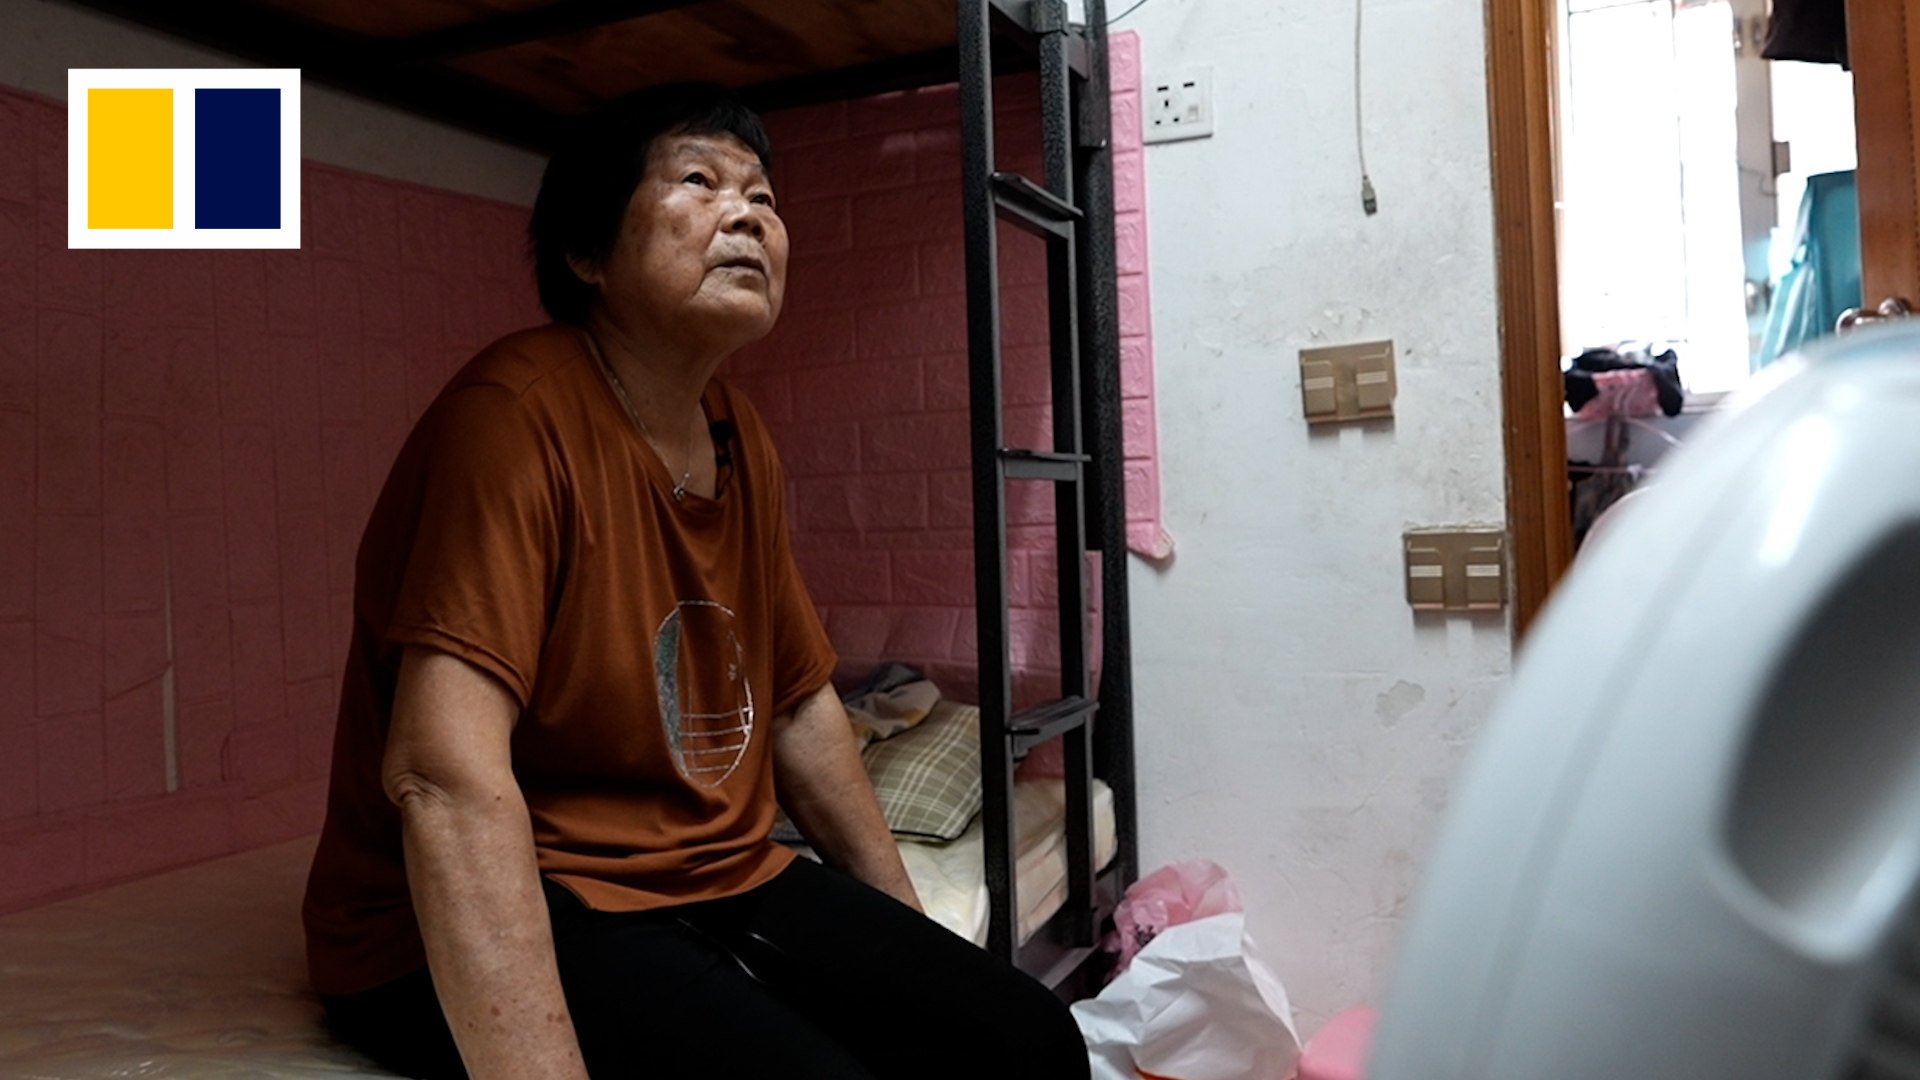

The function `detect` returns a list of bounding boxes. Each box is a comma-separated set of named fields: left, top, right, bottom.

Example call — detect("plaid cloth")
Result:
left=861, top=700, right=982, bottom=842
left=772, top=700, right=982, bottom=844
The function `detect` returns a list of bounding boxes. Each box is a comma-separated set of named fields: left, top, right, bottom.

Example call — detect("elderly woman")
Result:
left=302, top=85, right=1090, bottom=1080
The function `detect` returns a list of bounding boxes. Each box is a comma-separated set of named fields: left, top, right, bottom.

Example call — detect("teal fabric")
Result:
left=1757, top=170, right=1862, bottom=370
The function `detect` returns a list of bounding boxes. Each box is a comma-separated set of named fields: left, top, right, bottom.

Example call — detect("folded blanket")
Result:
left=844, top=678, right=941, bottom=747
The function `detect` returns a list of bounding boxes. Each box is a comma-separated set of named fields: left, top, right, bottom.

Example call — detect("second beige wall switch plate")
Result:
left=1300, top=340, right=1397, bottom=424
left=1404, top=529, right=1508, bottom=612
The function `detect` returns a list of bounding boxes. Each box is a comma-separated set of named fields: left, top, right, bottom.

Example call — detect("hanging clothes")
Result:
left=1762, top=0, right=1848, bottom=68
left=1569, top=418, right=1643, bottom=551
left=1564, top=346, right=1685, bottom=418
left=1757, top=170, right=1862, bottom=370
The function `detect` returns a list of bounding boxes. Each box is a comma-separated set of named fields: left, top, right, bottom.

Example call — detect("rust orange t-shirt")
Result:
left=302, top=324, right=837, bottom=996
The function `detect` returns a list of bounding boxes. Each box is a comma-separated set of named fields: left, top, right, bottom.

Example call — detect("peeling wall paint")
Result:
left=1122, top=0, right=1513, bottom=1028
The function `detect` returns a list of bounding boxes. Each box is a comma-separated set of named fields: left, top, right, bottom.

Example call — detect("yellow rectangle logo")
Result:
left=87, top=87, right=173, bottom=229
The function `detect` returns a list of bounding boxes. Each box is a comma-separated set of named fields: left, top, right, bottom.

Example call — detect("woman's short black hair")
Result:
left=529, top=83, right=773, bottom=326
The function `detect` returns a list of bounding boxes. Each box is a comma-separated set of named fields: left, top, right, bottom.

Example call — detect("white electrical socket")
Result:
left=1143, top=67, right=1214, bottom=144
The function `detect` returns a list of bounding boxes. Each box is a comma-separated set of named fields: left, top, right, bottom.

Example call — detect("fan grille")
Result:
left=1846, top=916, right=1920, bottom=1080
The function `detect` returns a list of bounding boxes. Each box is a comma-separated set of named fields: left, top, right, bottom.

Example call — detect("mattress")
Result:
left=895, top=778, right=1118, bottom=948
left=0, top=837, right=386, bottom=1079
left=0, top=780, right=1115, bottom=1079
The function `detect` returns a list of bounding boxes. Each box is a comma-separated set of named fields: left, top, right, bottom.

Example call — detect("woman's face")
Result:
left=588, top=131, right=787, bottom=350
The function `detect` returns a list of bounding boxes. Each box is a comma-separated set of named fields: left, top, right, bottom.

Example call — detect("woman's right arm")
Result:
left=382, top=646, right=591, bottom=1080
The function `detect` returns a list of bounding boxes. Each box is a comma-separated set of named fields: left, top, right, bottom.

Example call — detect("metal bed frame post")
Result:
left=957, top=0, right=1021, bottom=964
left=1075, top=0, right=1139, bottom=895
left=1037, top=0, right=1097, bottom=950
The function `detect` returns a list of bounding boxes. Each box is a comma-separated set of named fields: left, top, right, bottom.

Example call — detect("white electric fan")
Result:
left=1371, top=324, right=1920, bottom=1080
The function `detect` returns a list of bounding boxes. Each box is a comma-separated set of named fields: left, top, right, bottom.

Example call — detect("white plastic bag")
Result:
left=1072, top=913, right=1302, bottom=1080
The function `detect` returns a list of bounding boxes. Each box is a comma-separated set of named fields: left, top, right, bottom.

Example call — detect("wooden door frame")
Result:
left=1849, top=0, right=1920, bottom=306
left=1488, top=0, right=1572, bottom=638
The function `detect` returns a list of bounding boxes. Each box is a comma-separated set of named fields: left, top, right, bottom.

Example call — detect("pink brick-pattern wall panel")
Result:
left=1, top=35, right=1160, bottom=906
left=0, top=83, right=544, bottom=914
left=739, top=32, right=1162, bottom=702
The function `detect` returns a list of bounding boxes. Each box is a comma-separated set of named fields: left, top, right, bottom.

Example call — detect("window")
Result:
left=1556, top=0, right=1854, bottom=395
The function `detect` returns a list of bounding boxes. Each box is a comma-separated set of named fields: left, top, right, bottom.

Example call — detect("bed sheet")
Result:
left=0, top=780, right=1115, bottom=1079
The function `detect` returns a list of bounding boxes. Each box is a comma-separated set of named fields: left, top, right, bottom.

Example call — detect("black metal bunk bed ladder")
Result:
left=959, top=0, right=1135, bottom=975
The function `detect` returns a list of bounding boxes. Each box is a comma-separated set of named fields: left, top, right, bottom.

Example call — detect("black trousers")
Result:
left=322, top=856, right=1091, bottom=1079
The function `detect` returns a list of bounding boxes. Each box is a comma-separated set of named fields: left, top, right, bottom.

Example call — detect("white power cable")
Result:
left=1356, top=0, right=1379, bottom=214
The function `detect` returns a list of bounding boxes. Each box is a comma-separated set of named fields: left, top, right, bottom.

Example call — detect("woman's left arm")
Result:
left=772, top=683, right=923, bottom=912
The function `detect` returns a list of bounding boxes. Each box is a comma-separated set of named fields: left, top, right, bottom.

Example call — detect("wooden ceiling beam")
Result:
left=70, top=0, right=374, bottom=72
left=741, top=43, right=1035, bottom=114
left=380, top=0, right=708, bottom=64
left=68, top=0, right=561, bottom=149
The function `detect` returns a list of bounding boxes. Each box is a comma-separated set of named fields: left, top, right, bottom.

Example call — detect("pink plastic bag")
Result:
left=1108, top=860, right=1243, bottom=974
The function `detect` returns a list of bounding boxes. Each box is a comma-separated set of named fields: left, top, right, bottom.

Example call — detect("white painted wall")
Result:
left=1121, top=0, right=1512, bottom=1029
left=0, top=0, right=544, bottom=203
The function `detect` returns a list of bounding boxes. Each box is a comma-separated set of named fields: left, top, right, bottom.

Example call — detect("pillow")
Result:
left=770, top=700, right=983, bottom=845
left=860, top=700, right=982, bottom=843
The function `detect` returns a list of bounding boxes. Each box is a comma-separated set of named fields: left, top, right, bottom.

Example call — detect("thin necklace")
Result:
left=582, top=330, right=695, bottom=502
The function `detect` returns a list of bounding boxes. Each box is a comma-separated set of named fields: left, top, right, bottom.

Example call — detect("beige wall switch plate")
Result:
left=1300, top=340, right=1397, bottom=424
left=1404, top=528, right=1508, bottom=612
left=1405, top=543, right=1447, bottom=609
left=1302, top=360, right=1338, bottom=419
left=1354, top=352, right=1395, bottom=412
left=1463, top=545, right=1505, bottom=609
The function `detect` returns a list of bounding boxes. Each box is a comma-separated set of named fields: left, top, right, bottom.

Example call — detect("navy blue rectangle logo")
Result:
left=194, top=87, right=280, bottom=229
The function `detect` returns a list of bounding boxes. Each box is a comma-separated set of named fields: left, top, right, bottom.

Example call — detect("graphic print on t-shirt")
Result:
left=653, top=600, right=755, bottom=788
